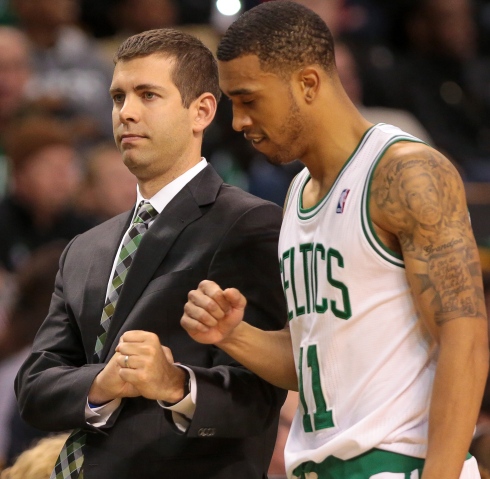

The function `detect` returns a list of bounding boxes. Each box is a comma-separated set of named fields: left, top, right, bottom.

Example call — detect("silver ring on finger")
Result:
left=124, top=355, right=129, bottom=369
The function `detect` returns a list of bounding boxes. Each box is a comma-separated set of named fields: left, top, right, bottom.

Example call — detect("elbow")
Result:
left=471, top=329, right=489, bottom=386
left=16, top=388, right=46, bottom=431
left=15, top=378, right=55, bottom=432
left=17, top=396, right=68, bottom=432
left=17, top=399, right=43, bottom=430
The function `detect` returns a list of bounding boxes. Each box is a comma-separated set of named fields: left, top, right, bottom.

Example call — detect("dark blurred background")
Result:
left=0, top=1, right=490, bottom=478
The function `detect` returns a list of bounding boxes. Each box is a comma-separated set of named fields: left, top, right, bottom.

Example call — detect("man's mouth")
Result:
left=244, top=133, right=264, bottom=145
left=120, top=134, right=146, bottom=144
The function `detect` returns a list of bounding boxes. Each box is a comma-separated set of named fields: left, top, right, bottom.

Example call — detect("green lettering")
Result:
left=299, top=243, right=314, bottom=314
left=327, top=248, right=352, bottom=320
left=314, top=244, right=328, bottom=313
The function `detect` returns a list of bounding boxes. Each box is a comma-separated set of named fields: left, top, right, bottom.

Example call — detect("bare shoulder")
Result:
left=371, top=141, right=486, bottom=328
left=370, top=141, right=467, bottom=246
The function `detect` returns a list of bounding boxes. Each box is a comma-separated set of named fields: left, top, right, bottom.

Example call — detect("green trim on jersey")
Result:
left=361, top=136, right=425, bottom=268
left=292, top=448, right=425, bottom=479
left=297, top=125, right=377, bottom=220
left=292, top=450, right=473, bottom=479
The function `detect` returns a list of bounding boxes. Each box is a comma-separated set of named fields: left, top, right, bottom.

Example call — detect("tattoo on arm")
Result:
left=372, top=147, right=485, bottom=325
left=428, top=246, right=481, bottom=324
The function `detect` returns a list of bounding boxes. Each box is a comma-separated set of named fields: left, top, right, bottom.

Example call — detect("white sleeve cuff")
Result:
left=85, top=398, right=122, bottom=427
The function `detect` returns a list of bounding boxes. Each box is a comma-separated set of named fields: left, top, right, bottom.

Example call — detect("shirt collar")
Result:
left=135, top=158, right=207, bottom=215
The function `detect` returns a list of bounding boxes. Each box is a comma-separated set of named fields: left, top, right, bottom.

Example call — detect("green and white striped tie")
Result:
left=51, top=201, right=158, bottom=479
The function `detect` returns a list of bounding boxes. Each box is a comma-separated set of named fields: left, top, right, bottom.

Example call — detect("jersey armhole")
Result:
left=361, top=138, right=426, bottom=268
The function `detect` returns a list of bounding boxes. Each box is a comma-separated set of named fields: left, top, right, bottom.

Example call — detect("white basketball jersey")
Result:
left=280, top=124, right=437, bottom=476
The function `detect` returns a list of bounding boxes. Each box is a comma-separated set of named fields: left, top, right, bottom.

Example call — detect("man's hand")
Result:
left=116, top=331, right=187, bottom=404
left=88, top=351, right=141, bottom=405
left=181, top=280, right=247, bottom=344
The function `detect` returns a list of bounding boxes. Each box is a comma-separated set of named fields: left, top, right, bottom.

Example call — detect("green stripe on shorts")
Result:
left=292, top=449, right=425, bottom=479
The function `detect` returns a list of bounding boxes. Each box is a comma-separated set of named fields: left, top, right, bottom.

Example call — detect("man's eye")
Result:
left=144, top=92, right=155, bottom=100
left=113, top=94, right=124, bottom=103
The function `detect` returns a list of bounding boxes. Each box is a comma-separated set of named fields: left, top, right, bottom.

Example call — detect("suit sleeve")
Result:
left=184, top=200, right=289, bottom=438
left=15, top=238, right=106, bottom=432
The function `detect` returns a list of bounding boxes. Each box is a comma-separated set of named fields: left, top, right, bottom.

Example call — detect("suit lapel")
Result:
left=100, top=165, right=223, bottom=360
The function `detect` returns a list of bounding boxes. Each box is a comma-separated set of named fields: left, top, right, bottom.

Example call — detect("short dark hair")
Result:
left=115, top=28, right=221, bottom=107
left=217, top=1, right=335, bottom=77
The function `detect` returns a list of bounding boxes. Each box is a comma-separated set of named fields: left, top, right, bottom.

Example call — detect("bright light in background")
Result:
left=212, top=0, right=243, bottom=33
left=216, top=0, right=242, bottom=16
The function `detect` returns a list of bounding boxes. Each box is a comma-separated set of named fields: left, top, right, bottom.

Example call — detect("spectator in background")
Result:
left=0, top=433, right=69, bottom=479
left=0, top=27, right=32, bottom=198
left=358, top=0, right=490, bottom=181
left=292, top=0, right=347, bottom=38
left=75, top=142, right=136, bottom=223
left=10, top=0, right=114, bottom=142
left=0, top=241, right=66, bottom=470
left=97, top=0, right=180, bottom=64
left=0, top=241, right=65, bottom=363
left=0, top=268, right=16, bottom=336
left=0, top=114, right=95, bottom=272
left=334, top=40, right=433, bottom=143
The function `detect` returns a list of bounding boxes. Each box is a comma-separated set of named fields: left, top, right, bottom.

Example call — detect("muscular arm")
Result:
left=371, top=142, right=489, bottom=479
left=183, top=282, right=297, bottom=391
left=219, top=322, right=297, bottom=391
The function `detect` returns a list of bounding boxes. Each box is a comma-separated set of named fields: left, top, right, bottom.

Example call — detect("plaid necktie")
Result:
left=51, top=201, right=158, bottom=479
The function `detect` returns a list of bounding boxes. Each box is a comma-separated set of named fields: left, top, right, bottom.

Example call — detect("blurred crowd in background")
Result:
left=0, top=0, right=490, bottom=477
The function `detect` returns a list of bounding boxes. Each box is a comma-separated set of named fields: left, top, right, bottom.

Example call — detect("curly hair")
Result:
left=115, top=28, right=221, bottom=107
left=1, top=434, right=69, bottom=479
left=217, top=1, right=335, bottom=77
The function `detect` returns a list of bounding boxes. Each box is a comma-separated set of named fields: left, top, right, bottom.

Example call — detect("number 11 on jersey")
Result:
left=298, top=344, right=335, bottom=433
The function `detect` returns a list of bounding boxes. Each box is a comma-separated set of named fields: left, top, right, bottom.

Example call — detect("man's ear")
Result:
left=297, top=66, right=321, bottom=103
left=192, top=92, right=217, bottom=133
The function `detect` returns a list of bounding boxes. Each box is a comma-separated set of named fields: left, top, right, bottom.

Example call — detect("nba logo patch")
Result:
left=336, top=189, right=350, bottom=213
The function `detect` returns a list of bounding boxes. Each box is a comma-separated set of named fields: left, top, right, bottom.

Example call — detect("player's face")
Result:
left=111, top=54, right=195, bottom=182
left=218, top=55, right=305, bottom=165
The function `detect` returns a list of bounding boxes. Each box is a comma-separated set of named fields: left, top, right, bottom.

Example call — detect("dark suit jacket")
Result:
left=15, top=165, right=288, bottom=479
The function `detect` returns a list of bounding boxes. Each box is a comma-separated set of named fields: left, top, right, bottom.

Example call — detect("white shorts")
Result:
left=291, top=451, right=481, bottom=479
left=369, top=456, right=481, bottom=479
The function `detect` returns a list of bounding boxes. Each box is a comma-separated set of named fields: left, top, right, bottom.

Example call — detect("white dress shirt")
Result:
left=86, top=159, right=206, bottom=430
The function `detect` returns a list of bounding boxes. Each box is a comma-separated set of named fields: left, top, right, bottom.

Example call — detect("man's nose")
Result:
left=231, top=105, right=252, bottom=132
left=118, top=96, right=139, bottom=124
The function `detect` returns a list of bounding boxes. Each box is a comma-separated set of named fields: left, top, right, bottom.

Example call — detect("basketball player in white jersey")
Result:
left=181, top=2, right=489, bottom=478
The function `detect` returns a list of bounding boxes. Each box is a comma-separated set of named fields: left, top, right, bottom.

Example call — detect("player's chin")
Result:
left=266, top=150, right=295, bottom=167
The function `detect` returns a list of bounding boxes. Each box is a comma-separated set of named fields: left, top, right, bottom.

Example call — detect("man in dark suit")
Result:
left=15, top=29, right=287, bottom=479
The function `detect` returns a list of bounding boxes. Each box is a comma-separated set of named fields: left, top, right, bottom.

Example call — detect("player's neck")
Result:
left=303, top=106, right=372, bottom=195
